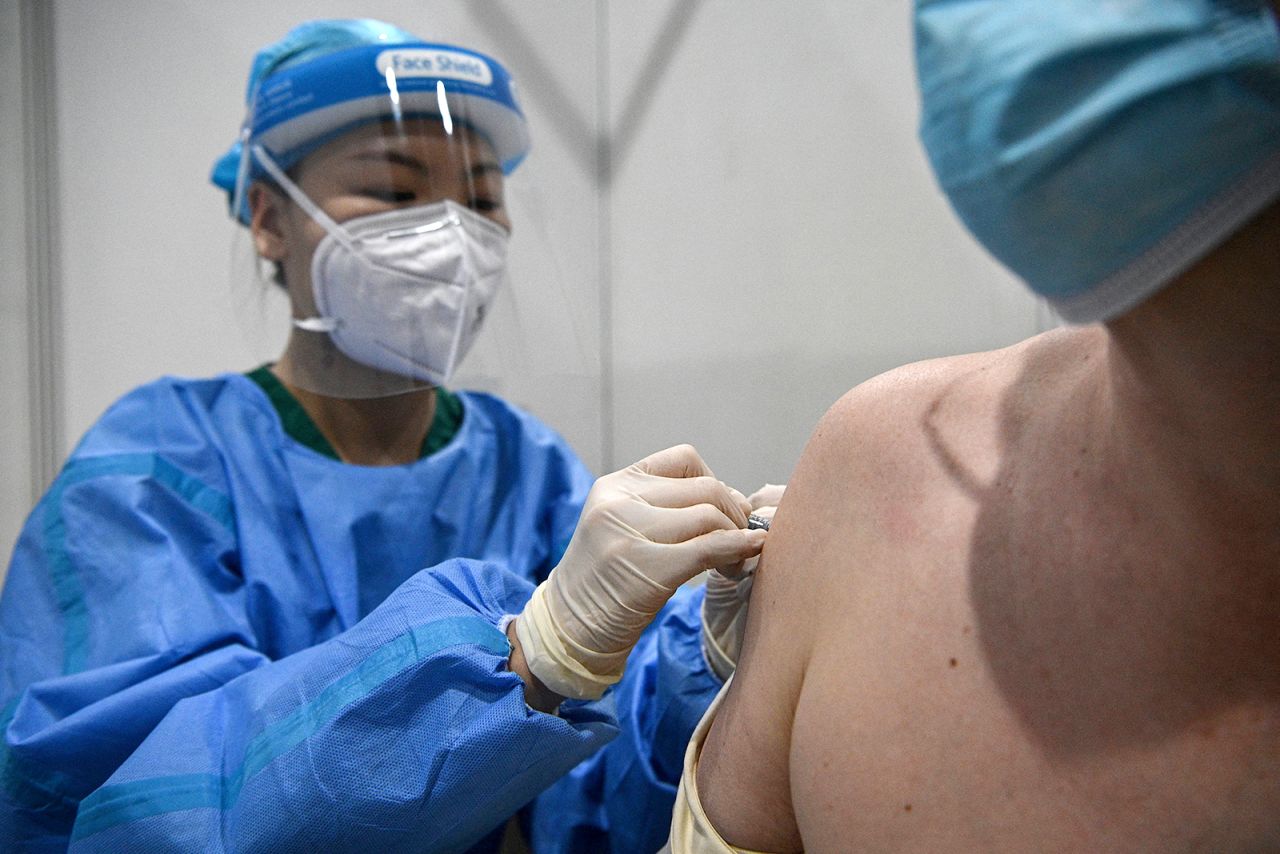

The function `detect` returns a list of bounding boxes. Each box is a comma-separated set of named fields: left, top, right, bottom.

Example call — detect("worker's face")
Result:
left=249, top=118, right=509, bottom=315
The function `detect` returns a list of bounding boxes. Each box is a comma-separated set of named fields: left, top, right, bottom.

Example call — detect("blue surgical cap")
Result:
left=243, top=19, right=417, bottom=102
left=210, top=19, right=530, bottom=223
left=915, top=0, right=1280, bottom=322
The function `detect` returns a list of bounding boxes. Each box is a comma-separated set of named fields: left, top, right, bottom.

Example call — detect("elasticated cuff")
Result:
left=515, top=583, right=624, bottom=700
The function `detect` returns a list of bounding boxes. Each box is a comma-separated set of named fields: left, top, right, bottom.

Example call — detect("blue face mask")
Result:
left=915, top=0, right=1280, bottom=322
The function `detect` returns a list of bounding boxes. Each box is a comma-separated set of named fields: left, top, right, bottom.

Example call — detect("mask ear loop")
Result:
left=250, top=143, right=355, bottom=333
left=251, top=144, right=358, bottom=253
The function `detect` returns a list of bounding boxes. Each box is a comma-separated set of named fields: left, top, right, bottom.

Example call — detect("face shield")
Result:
left=227, top=41, right=586, bottom=399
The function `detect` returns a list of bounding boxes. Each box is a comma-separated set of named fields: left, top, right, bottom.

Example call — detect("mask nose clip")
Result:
left=383, top=215, right=461, bottom=240
left=294, top=317, right=339, bottom=333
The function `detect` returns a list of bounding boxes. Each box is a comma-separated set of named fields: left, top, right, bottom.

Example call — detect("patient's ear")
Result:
left=248, top=182, right=288, bottom=262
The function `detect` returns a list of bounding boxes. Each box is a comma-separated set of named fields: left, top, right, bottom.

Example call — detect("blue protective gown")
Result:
left=0, top=374, right=723, bottom=852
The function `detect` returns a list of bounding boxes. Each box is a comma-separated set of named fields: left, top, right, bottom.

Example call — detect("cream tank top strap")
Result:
left=661, top=677, right=776, bottom=854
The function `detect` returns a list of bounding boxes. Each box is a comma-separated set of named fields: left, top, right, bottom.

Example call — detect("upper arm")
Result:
left=697, top=371, right=917, bottom=852
left=696, top=353, right=1002, bottom=851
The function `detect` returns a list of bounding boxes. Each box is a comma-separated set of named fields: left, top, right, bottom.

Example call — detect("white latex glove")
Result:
left=516, top=445, right=768, bottom=700
left=701, top=483, right=786, bottom=681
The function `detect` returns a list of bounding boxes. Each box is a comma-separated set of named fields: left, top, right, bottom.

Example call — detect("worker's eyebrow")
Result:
left=348, top=150, right=502, bottom=181
left=350, top=149, right=432, bottom=177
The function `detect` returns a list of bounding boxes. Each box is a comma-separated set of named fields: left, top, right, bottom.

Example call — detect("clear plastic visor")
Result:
left=230, top=98, right=517, bottom=400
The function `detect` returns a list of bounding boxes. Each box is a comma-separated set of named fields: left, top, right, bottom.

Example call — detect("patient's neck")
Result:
left=1103, top=203, right=1279, bottom=543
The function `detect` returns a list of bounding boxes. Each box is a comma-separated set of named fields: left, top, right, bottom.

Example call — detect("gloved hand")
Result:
left=701, top=482, right=785, bottom=682
left=515, top=445, right=767, bottom=700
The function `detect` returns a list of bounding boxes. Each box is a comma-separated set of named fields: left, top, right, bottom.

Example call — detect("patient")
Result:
left=671, top=0, right=1280, bottom=851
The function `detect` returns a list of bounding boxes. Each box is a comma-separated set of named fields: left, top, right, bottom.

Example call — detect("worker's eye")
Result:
left=362, top=188, right=417, bottom=204
left=468, top=197, right=502, bottom=213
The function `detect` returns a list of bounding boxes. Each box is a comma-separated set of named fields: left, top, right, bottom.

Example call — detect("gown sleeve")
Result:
left=0, top=454, right=615, bottom=854
left=527, top=502, right=724, bottom=852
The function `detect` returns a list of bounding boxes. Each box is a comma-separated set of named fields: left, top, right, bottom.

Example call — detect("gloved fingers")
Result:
left=710, top=559, right=749, bottom=580
left=701, top=565, right=757, bottom=682
left=627, top=444, right=716, bottom=480
left=704, top=564, right=755, bottom=605
left=708, top=531, right=764, bottom=579
left=746, top=483, right=786, bottom=510
left=726, top=486, right=753, bottom=519
left=629, top=476, right=750, bottom=527
left=735, top=554, right=761, bottom=578
left=637, top=501, right=749, bottom=545
left=666, top=526, right=766, bottom=584
left=750, top=505, right=778, bottom=524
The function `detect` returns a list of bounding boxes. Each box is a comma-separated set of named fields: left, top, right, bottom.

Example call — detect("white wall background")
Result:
left=1, top=0, right=1042, bottom=581
left=1, top=0, right=34, bottom=580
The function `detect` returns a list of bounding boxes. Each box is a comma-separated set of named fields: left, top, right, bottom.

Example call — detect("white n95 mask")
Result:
left=253, top=145, right=509, bottom=389
left=303, top=201, right=508, bottom=386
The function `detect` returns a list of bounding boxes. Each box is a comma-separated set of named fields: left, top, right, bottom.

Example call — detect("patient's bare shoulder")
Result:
left=781, top=324, right=1280, bottom=851
left=697, top=332, right=1066, bottom=852
left=701, top=324, right=1280, bottom=851
left=780, top=339, right=1043, bottom=850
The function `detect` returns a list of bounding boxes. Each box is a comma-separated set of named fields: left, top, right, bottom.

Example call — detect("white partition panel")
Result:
left=607, top=0, right=1037, bottom=492
left=4, top=1, right=1051, bottom=581
left=0, top=0, right=31, bottom=572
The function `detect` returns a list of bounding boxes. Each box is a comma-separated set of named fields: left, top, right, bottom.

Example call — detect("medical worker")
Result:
left=0, top=20, right=771, bottom=853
